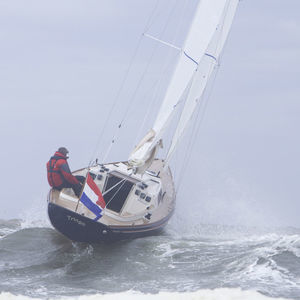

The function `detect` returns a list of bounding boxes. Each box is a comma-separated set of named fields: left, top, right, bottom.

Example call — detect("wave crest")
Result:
left=0, top=288, right=292, bottom=300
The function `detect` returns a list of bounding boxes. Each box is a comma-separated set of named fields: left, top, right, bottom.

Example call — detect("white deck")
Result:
left=48, top=159, right=176, bottom=227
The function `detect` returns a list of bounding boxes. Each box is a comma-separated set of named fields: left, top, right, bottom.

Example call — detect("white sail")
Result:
left=165, top=0, right=239, bottom=163
left=129, top=0, right=238, bottom=170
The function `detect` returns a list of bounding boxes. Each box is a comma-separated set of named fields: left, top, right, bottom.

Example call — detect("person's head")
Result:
left=58, top=147, right=69, bottom=158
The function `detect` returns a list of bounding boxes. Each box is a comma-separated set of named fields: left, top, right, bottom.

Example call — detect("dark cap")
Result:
left=58, top=147, right=69, bottom=156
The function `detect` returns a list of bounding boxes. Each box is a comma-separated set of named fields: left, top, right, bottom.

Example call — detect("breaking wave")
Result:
left=0, top=216, right=299, bottom=299
left=0, top=288, right=293, bottom=300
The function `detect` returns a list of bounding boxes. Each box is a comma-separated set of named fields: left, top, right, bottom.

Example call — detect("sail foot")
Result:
left=131, top=144, right=159, bottom=174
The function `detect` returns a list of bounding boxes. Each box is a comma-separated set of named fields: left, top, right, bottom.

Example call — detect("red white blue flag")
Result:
left=80, top=173, right=106, bottom=221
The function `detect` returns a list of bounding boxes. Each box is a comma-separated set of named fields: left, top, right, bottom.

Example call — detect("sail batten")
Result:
left=129, top=0, right=239, bottom=170
left=153, top=0, right=228, bottom=133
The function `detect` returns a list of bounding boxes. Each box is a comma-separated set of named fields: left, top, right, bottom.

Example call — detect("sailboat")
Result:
left=47, top=0, right=239, bottom=243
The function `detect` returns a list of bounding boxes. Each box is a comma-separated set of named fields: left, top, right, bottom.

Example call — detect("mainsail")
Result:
left=165, top=0, right=239, bottom=163
left=129, top=0, right=239, bottom=171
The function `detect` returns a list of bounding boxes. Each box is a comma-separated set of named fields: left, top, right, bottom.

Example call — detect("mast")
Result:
left=129, top=0, right=239, bottom=172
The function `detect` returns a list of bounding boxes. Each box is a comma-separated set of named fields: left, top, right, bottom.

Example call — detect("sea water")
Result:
left=0, top=212, right=299, bottom=300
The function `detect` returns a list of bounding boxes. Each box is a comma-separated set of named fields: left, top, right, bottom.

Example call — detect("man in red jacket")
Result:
left=47, top=147, right=83, bottom=197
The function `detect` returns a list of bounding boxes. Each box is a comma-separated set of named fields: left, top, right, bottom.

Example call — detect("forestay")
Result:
left=129, top=0, right=239, bottom=171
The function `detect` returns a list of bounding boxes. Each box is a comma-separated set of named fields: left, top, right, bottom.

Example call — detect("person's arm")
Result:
left=60, top=163, right=80, bottom=185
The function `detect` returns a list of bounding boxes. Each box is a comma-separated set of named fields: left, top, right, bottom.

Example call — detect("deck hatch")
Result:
left=103, top=174, right=135, bottom=213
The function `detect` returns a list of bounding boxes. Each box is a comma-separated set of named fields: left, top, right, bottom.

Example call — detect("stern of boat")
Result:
left=47, top=159, right=176, bottom=243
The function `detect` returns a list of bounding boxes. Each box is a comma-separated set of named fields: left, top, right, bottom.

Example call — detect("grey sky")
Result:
left=0, top=0, right=299, bottom=228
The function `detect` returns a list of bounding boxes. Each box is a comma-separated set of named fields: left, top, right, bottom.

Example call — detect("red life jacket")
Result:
left=47, top=152, right=67, bottom=187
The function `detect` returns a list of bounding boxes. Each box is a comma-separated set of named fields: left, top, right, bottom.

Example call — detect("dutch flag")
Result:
left=79, top=173, right=106, bottom=221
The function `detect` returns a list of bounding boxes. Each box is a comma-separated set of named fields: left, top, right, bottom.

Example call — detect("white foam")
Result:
left=18, top=198, right=51, bottom=229
left=0, top=289, right=291, bottom=300
left=0, top=227, right=19, bottom=239
left=218, top=233, right=300, bottom=290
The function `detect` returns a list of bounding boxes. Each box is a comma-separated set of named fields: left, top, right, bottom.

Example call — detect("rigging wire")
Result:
left=104, top=176, right=130, bottom=209
left=174, top=79, right=212, bottom=193
left=163, top=76, right=194, bottom=159
left=102, top=0, right=191, bottom=210
left=174, top=0, right=233, bottom=193
left=87, top=0, right=160, bottom=166
left=133, top=0, right=190, bottom=148
left=132, top=77, right=166, bottom=146
left=101, top=0, right=181, bottom=163
left=87, top=1, right=237, bottom=212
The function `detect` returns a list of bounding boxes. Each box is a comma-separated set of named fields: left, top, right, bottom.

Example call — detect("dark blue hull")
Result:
left=48, top=202, right=173, bottom=243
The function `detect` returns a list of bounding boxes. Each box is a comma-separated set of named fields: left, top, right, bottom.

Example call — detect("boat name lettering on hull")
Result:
left=67, top=215, right=86, bottom=226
